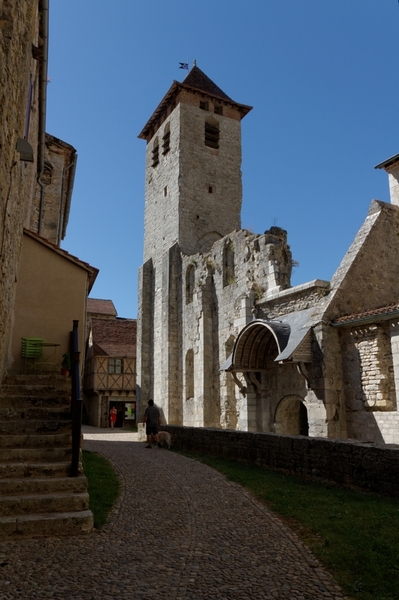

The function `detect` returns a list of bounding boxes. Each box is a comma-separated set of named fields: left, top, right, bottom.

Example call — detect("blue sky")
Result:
left=47, top=1, right=399, bottom=319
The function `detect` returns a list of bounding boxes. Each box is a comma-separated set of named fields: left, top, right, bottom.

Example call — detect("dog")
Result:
left=157, top=431, right=172, bottom=449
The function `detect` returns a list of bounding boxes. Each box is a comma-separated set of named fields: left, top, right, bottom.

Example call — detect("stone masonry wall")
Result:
left=163, top=425, right=399, bottom=496
left=180, top=227, right=294, bottom=429
left=0, top=0, right=40, bottom=380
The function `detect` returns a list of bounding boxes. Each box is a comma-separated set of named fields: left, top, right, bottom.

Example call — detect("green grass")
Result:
left=82, top=449, right=120, bottom=528
left=178, top=451, right=399, bottom=600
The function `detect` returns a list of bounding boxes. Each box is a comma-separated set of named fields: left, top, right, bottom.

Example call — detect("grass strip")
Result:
left=82, top=449, right=120, bottom=528
left=179, top=451, right=399, bottom=600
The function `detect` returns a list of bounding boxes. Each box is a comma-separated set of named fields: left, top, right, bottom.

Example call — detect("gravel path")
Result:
left=0, top=427, right=347, bottom=599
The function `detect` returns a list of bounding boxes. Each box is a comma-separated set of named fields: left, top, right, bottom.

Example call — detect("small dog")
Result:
left=157, top=431, right=172, bottom=449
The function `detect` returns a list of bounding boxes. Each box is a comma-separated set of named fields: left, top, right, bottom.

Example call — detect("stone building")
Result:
left=136, top=64, right=399, bottom=445
left=84, top=299, right=137, bottom=428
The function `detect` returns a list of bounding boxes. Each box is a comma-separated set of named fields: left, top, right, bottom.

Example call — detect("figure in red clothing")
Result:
left=110, top=406, right=117, bottom=429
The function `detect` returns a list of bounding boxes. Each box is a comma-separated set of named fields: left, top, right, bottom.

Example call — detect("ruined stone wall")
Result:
left=180, top=227, right=294, bottom=429
left=0, top=0, right=40, bottom=380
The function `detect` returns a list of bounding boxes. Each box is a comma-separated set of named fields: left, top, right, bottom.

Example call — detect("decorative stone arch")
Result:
left=198, top=231, right=222, bottom=253
left=186, top=263, right=195, bottom=304
left=274, top=395, right=309, bottom=436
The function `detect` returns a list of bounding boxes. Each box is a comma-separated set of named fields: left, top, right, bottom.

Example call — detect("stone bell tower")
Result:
left=137, top=64, right=252, bottom=422
left=138, top=63, right=252, bottom=259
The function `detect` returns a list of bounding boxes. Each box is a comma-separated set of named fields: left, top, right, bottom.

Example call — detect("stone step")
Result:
left=0, top=446, right=72, bottom=463
left=0, top=407, right=70, bottom=420
left=0, top=509, right=93, bottom=537
left=0, top=431, right=72, bottom=449
left=0, top=475, right=88, bottom=495
left=0, top=394, right=70, bottom=408
left=0, top=491, right=89, bottom=517
left=4, top=374, right=71, bottom=389
left=0, top=461, right=75, bottom=479
left=0, top=419, right=71, bottom=435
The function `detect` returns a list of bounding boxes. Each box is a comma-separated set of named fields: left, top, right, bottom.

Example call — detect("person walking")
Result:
left=110, top=406, right=117, bottom=429
left=143, top=399, right=160, bottom=448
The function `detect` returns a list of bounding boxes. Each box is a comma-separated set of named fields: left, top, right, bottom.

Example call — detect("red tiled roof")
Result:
left=91, top=318, right=136, bottom=356
left=332, top=303, right=399, bottom=325
left=87, top=298, right=117, bottom=317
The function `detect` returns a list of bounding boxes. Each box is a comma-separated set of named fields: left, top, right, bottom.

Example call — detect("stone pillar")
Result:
left=136, top=260, right=154, bottom=420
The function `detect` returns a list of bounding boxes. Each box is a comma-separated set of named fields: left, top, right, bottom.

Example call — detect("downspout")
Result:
left=58, top=151, right=77, bottom=245
left=37, top=0, right=49, bottom=236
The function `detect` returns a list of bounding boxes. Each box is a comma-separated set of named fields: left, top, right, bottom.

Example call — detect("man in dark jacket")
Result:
left=143, top=399, right=160, bottom=448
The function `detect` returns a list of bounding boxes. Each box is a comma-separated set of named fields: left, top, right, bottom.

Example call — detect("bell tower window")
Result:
left=151, top=138, right=159, bottom=167
left=162, top=124, right=170, bottom=155
left=205, top=119, right=219, bottom=149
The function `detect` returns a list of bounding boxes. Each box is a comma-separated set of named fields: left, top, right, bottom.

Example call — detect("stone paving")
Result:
left=0, top=427, right=347, bottom=599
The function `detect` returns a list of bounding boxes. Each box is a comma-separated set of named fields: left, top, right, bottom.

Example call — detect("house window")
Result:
left=214, top=105, right=223, bottom=115
left=162, top=125, right=170, bottom=155
left=109, top=358, right=123, bottom=374
left=205, top=120, right=219, bottom=149
left=151, top=139, right=159, bottom=167
left=200, top=100, right=209, bottom=111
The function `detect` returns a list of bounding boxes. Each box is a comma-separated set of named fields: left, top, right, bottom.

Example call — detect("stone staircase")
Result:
left=0, top=374, right=93, bottom=537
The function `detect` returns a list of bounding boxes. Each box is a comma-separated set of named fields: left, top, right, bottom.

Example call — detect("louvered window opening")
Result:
left=152, top=144, right=159, bottom=167
left=162, top=130, right=170, bottom=155
left=205, top=123, right=219, bottom=149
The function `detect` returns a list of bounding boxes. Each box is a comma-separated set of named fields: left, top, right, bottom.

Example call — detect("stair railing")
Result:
left=70, top=320, right=82, bottom=477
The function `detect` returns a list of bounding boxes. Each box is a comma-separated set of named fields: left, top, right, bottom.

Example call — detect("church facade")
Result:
left=137, top=65, right=399, bottom=444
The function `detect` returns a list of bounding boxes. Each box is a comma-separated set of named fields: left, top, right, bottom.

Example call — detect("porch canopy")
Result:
left=221, top=308, right=314, bottom=374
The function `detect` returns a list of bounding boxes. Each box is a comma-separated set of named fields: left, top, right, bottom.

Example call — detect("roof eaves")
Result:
left=375, top=153, right=399, bottom=170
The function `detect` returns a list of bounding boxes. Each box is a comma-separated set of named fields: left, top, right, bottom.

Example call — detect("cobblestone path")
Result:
left=0, top=428, right=347, bottom=599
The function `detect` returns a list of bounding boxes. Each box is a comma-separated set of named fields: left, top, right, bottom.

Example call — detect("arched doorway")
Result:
left=274, top=395, right=308, bottom=436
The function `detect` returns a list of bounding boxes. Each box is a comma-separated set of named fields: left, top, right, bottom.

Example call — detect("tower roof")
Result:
left=138, top=64, right=252, bottom=141
left=181, top=65, right=232, bottom=101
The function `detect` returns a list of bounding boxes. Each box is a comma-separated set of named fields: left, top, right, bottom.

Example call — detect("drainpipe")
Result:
left=58, top=151, right=77, bottom=245
left=37, top=0, right=49, bottom=236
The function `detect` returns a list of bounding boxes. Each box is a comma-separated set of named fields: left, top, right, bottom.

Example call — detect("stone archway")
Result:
left=274, top=395, right=308, bottom=436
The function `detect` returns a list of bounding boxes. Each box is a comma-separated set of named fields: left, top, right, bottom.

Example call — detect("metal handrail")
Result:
left=70, top=320, right=82, bottom=477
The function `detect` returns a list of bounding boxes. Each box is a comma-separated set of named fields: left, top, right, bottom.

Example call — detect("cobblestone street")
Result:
left=0, top=427, right=347, bottom=599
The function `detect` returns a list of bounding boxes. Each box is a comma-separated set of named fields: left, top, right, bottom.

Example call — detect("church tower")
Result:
left=137, top=65, right=252, bottom=422
left=138, top=64, right=252, bottom=258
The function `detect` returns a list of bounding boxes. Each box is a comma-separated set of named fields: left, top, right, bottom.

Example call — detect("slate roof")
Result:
left=91, top=318, right=136, bottom=357
left=87, top=298, right=117, bottom=317
left=182, top=65, right=232, bottom=101
left=332, top=303, right=399, bottom=326
left=138, top=64, right=252, bottom=140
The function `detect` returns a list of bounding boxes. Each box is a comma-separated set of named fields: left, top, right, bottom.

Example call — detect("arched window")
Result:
left=185, top=349, right=194, bottom=400
left=205, top=118, right=219, bottom=149
left=223, top=241, right=235, bottom=287
left=186, top=264, right=195, bottom=304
